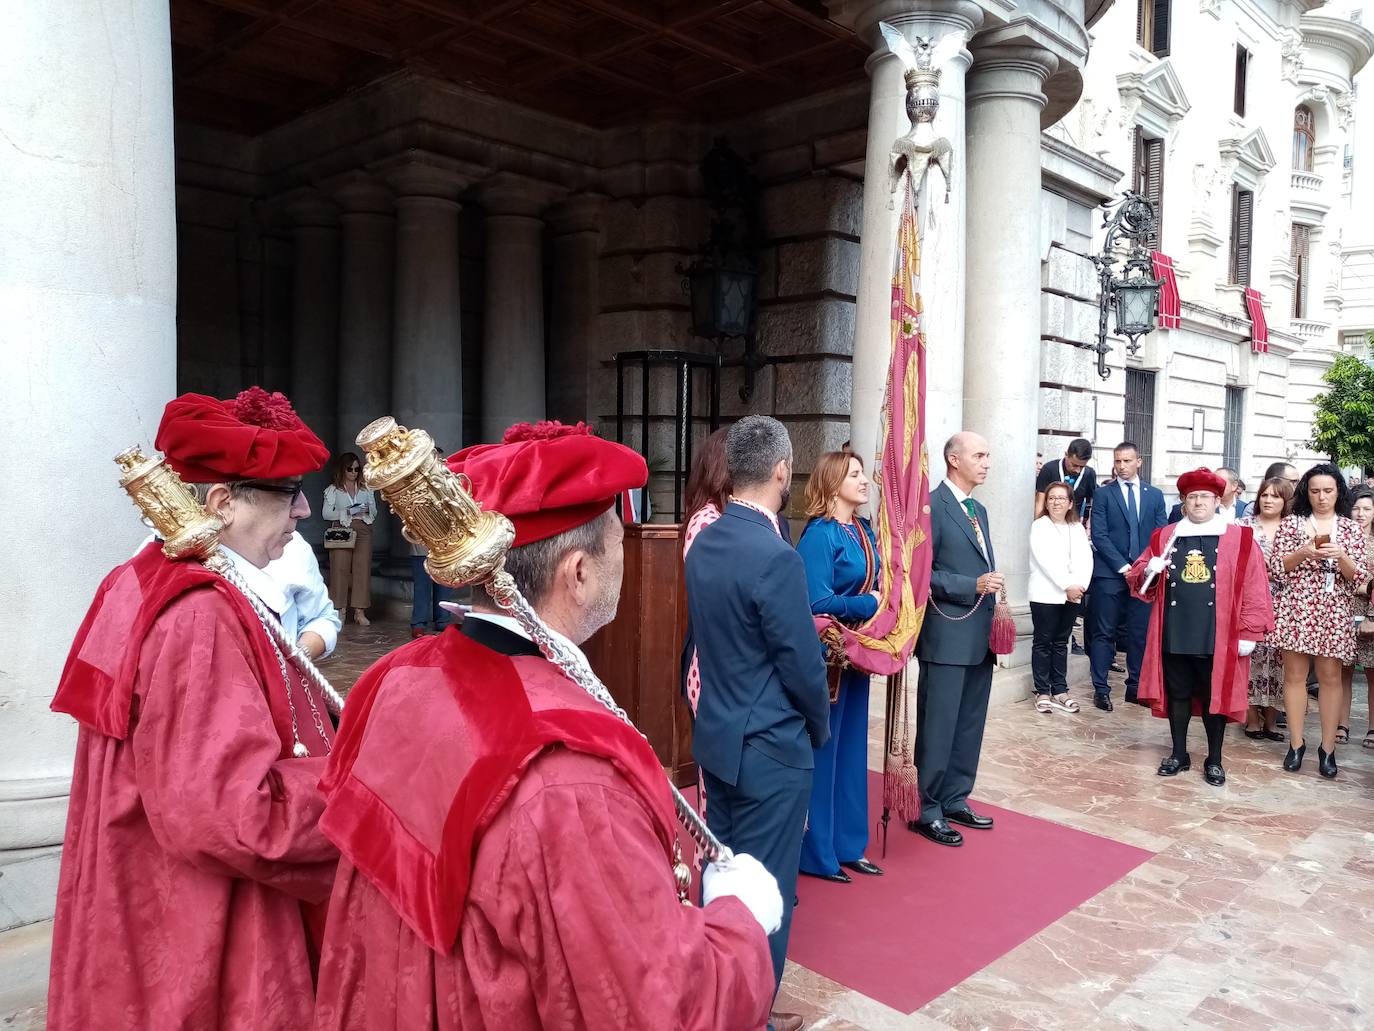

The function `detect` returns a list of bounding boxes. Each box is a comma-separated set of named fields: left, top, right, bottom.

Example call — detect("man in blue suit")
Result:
left=910, top=431, right=1003, bottom=848
left=686, top=415, right=829, bottom=1031
left=1090, top=441, right=1168, bottom=710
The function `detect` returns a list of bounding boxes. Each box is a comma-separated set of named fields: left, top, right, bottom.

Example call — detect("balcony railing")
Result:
left=1291, top=318, right=1331, bottom=341
left=1291, top=170, right=1324, bottom=192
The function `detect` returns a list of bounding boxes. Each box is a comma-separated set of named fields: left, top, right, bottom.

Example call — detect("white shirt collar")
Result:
left=463, top=610, right=588, bottom=666
left=221, top=545, right=288, bottom=618
left=1117, top=476, right=1141, bottom=491
left=943, top=479, right=973, bottom=505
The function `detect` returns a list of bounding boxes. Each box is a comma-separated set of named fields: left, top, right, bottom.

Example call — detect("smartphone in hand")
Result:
left=1314, top=534, right=1331, bottom=548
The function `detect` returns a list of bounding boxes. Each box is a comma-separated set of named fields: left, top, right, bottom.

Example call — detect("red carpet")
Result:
left=784, top=772, right=1153, bottom=1014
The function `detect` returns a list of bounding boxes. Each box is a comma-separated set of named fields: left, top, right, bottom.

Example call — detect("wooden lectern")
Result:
left=582, top=522, right=696, bottom=786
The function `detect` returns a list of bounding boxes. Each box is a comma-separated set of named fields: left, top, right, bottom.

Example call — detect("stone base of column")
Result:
left=0, top=918, right=53, bottom=1018
left=0, top=775, right=69, bottom=930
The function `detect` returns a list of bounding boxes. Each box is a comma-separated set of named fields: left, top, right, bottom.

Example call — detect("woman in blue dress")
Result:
left=796, top=450, right=884, bottom=882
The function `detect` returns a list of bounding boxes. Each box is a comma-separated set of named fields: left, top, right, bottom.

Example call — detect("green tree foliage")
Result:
left=1309, top=353, right=1374, bottom=468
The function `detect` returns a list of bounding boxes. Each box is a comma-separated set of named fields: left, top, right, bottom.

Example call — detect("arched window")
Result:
left=1293, top=106, right=1315, bottom=171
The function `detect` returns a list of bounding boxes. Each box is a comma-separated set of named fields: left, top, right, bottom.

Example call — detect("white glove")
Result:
left=701, top=853, right=783, bottom=935
left=1237, top=640, right=1256, bottom=657
left=1146, top=554, right=1169, bottom=576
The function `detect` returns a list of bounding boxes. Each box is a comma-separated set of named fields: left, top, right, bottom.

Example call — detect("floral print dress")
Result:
left=1237, top=516, right=1283, bottom=707
left=1269, top=514, right=1370, bottom=664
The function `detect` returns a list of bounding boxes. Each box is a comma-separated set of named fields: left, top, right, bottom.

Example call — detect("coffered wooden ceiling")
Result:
left=171, top=0, right=870, bottom=135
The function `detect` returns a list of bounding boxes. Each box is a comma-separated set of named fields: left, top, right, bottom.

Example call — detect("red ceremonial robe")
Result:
left=48, top=543, right=337, bottom=1031
left=313, top=625, right=774, bottom=1031
left=1127, top=524, right=1275, bottom=723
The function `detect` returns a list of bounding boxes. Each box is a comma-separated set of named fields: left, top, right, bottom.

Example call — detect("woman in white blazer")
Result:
left=1028, top=480, right=1095, bottom=713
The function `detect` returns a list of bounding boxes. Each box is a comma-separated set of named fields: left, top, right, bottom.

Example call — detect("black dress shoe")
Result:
left=1093, top=694, right=1113, bottom=712
left=1243, top=728, right=1265, bottom=739
left=840, top=858, right=883, bottom=876
left=908, top=818, right=964, bottom=847
left=800, top=868, right=851, bottom=883
left=1204, top=761, right=1226, bottom=786
left=1124, top=688, right=1139, bottom=704
left=1283, top=743, right=1306, bottom=772
left=1157, top=755, right=1191, bottom=776
left=1318, top=746, right=1338, bottom=779
left=945, top=807, right=994, bottom=830
left=1071, top=640, right=1086, bottom=656
left=1110, top=662, right=1126, bottom=674
left=1263, top=729, right=1285, bottom=742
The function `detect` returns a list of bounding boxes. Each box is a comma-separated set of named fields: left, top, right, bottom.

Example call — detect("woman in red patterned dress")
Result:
left=1269, top=464, right=1369, bottom=779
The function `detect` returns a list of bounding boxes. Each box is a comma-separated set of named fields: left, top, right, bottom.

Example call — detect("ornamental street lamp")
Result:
left=1090, top=192, right=1164, bottom=380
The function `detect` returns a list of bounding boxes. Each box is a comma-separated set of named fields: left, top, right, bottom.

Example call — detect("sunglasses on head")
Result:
left=242, top=481, right=306, bottom=504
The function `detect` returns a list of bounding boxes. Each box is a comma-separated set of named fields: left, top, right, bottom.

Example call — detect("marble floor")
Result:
left=775, top=671, right=1374, bottom=1030
left=6, top=628, right=1373, bottom=1030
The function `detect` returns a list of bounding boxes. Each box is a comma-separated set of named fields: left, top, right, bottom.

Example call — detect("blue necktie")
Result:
left=1126, top=482, right=1140, bottom=557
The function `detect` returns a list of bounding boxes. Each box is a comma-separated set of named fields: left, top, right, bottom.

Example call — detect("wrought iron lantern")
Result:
left=1090, top=193, right=1163, bottom=379
left=680, top=139, right=765, bottom=401
left=685, top=256, right=756, bottom=341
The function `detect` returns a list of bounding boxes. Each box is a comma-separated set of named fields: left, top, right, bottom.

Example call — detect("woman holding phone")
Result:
left=1270, top=463, right=1368, bottom=778
left=322, top=450, right=377, bottom=626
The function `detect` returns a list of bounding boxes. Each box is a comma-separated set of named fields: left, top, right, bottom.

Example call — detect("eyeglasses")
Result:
left=242, top=481, right=305, bottom=504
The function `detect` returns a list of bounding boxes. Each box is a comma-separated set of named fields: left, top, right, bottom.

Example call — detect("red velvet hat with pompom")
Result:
left=446, top=421, right=648, bottom=546
left=1176, top=467, right=1226, bottom=498
left=155, top=387, right=329, bottom=483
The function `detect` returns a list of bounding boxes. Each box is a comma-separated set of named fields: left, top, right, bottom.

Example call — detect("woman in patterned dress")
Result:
left=1341, top=488, right=1374, bottom=749
left=1270, top=464, right=1369, bottom=779
left=1238, top=476, right=1292, bottom=740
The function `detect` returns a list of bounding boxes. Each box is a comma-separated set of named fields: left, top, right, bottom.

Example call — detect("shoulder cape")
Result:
left=52, top=541, right=299, bottom=757
left=318, top=627, right=680, bottom=954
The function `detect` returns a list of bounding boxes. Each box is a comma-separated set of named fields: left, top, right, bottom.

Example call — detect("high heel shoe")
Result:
left=1283, top=742, right=1306, bottom=772
left=1318, top=746, right=1338, bottom=780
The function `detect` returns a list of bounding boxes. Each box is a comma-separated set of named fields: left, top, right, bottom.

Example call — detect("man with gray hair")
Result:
left=686, top=415, right=831, bottom=1031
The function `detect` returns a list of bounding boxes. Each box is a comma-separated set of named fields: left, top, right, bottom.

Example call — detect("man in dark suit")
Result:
left=686, top=415, right=829, bottom=1031
left=1089, top=440, right=1168, bottom=710
left=910, top=431, right=1003, bottom=848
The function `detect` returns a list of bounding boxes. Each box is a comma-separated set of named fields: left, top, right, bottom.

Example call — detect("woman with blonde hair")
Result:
left=322, top=451, right=376, bottom=626
left=795, top=450, right=883, bottom=883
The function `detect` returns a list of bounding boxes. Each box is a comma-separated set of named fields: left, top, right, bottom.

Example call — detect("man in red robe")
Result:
left=314, top=421, right=779, bottom=1030
left=48, top=388, right=338, bottom=1030
left=1128, top=467, right=1274, bottom=786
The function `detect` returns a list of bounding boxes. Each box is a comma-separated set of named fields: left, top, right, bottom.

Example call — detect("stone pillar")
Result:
left=0, top=0, right=177, bottom=933
left=382, top=155, right=469, bottom=456
left=843, top=2, right=982, bottom=466
left=547, top=194, right=607, bottom=425
left=963, top=45, right=1058, bottom=627
left=330, top=172, right=396, bottom=553
left=481, top=179, right=551, bottom=442
left=283, top=189, right=340, bottom=544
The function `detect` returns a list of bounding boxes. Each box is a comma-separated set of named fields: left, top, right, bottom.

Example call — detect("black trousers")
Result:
left=702, top=744, right=811, bottom=993
left=1162, top=652, right=1227, bottom=764
left=915, top=657, right=994, bottom=824
left=1030, top=601, right=1080, bottom=695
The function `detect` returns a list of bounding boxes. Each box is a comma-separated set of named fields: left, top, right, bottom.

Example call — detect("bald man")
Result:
left=909, top=432, right=1003, bottom=848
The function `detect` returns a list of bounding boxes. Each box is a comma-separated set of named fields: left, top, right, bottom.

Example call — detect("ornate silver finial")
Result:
left=878, top=22, right=967, bottom=204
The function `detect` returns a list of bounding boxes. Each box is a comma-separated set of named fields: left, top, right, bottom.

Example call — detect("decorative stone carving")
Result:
left=1199, top=0, right=1222, bottom=18
left=1281, top=33, right=1304, bottom=86
left=1336, top=91, right=1354, bottom=130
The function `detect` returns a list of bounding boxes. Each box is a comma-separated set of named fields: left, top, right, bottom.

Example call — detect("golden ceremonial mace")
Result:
left=113, top=447, right=346, bottom=755
left=356, top=416, right=732, bottom=882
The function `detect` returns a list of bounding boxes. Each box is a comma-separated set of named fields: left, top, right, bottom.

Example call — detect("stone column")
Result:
left=547, top=194, right=607, bottom=425
left=283, top=189, right=340, bottom=544
left=329, top=171, right=396, bottom=552
left=382, top=154, right=469, bottom=456
left=0, top=0, right=177, bottom=936
left=840, top=1, right=982, bottom=465
left=963, top=45, right=1058, bottom=627
left=481, top=178, right=552, bottom=442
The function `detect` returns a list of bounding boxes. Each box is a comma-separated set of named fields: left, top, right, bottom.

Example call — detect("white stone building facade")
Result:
left=1047, top=0, right=1373, bottom=485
